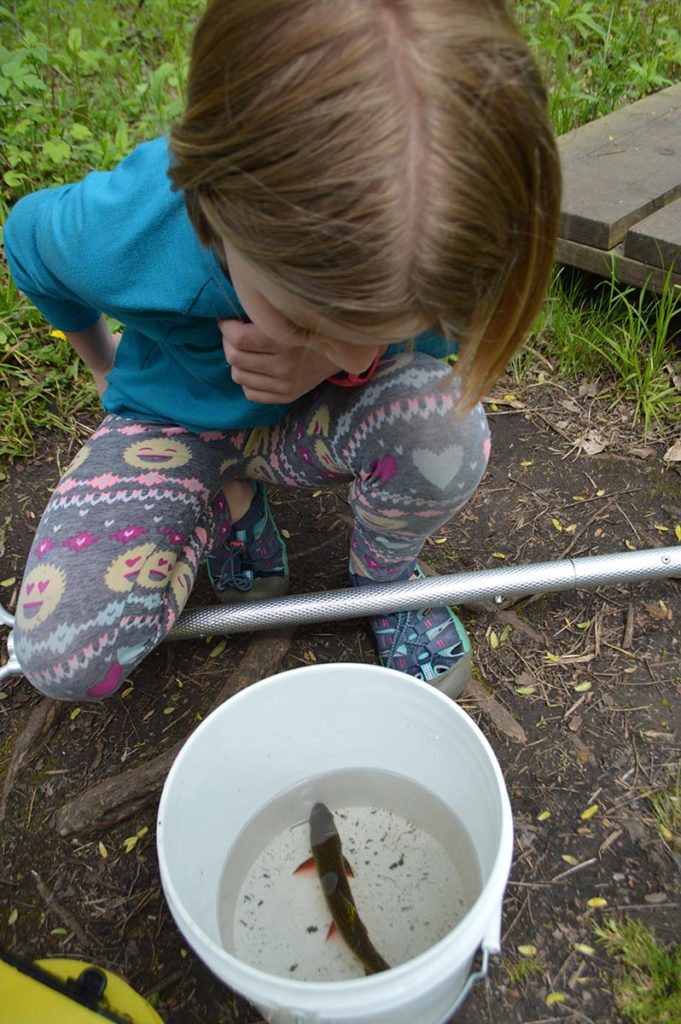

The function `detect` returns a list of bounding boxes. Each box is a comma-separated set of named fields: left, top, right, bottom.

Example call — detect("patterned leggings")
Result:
left=14, top=353, right=490, bottom=700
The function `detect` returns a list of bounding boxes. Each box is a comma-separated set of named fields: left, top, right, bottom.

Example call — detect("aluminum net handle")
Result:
left=169, top=546, right=680, bottom=640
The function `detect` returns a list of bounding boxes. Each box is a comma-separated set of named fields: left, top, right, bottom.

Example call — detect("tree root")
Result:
left=54, top=627, right=295, bottom=837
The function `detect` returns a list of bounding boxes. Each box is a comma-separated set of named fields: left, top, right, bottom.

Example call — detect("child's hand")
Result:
left=219, top=319, right=341, bottom=403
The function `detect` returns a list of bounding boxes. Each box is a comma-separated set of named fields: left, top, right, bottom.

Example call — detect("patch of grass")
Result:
left=649, top=764, right=681, bottom=854
left=503, top=954, right=546, bottom=989
left=515, top=265, right=681, bottom=437
left=515, top=0, right=681, bottom=134
left=595, top=917, right=681, bottom=1024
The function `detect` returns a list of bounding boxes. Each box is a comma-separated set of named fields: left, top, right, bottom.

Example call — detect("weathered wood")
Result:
left=623, top=196, right=681, bottom=269
left=54, top=627, right=295, bottom=837
left=556, top=237, right=681, bottom=294
left=559, top=83, right=681, bottom=250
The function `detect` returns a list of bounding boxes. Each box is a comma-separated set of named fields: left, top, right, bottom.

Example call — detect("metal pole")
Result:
left=168, top=546, right=680, bottom=640
left=1, top=547, right=679, bottom=679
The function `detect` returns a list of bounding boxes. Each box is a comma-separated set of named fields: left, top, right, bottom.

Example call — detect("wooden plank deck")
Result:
left=557, top=82, right=681, bottom=292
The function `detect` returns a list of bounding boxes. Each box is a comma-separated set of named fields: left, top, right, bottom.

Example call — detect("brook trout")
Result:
left=309, top=801, right=390, bottom=975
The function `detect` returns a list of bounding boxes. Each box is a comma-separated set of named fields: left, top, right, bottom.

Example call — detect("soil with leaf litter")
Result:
left=1, top=380, right=679, bottom=1024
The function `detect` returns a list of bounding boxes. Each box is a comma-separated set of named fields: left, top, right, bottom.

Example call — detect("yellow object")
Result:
left=0, top=954, right=163, bottom=1023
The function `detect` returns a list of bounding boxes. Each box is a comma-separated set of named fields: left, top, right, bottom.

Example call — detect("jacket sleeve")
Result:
left=4, top=185, right=102, bottom=332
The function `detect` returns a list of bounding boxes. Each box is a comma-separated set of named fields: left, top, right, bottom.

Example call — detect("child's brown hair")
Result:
left=169, top=0, right=561, bottom=412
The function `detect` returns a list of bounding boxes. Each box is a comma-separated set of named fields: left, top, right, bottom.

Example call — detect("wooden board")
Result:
left=556, top=237, right=681, bottom=293
left=557, top=83, right=681, bottom=291
left=623, top=196, right=681, bottom=270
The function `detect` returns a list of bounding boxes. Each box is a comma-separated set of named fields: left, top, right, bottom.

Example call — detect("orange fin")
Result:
left=293, top=857, right=316, bottom=874
left=343, top=856, right=354, bottom=877
left=326, top=922, right=337, bottom=941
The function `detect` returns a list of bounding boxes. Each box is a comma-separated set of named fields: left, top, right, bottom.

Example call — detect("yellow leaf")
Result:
left=0, top=577, right=16, bottom=587
left=489, top=630, right=499, bottom=649
left=537, top=810, right=551, bottom=821
left=577, top=620, right=591, bottom=629
left=675, top=525, right=681, bottom=542
left=312, top=490, right=322, bottom=498
left=520, top=460, right=533, bottom=467
left=50, top=329, right=67, bottom=340
left=551, top=518, right=563, bottom=532
left=500, top=625, right=511, bottom=642
left=545, top=651, right=559, bottom=663
left=491, top=552, right=506, bottom=559
left=596, top=489, right=605, bottom=497
left=581, top=805, right=599, bottom=820
left=565, top=523, right=577, bottom=533
left=121, top=686, right=134, bottom=698
left=123, top=836, right=139, bottom=854
left=70, top=707, right=81, bottom=720
left=624, top=539, right=636, bottom=551
left=163, top=707, right=175, bottom=715
left=653, top=523, right=668, bottom=532
left=137, top=826, right=149, bottom=839
left=434, top=536, right=447, bottom=544
left=587, top=897, right=607, bottom=908
left=561, top=854, right=578, bottom=865
left=516, top=685, right=536, bottom=695
left=660, top=826, right=673, bottom=842
left=574, top=680, right=592, bottom=692
left=574, top=943, right=595, bottom=956
left=98, top=841, right=108, bottom=859
left=8, top=908, right=18, bottom=925
left=281, top=529, right=291, bottom=539
left=517, top=945, right=537, bottom=957
left=210, top=639, right=227, bottom=658
left=546, top=992, right=566, bottom=1006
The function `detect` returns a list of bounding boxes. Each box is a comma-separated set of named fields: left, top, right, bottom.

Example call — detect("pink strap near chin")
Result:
left=327, top=349, right=384, bottom=388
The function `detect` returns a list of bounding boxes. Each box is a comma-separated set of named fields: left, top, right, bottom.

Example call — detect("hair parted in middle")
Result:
left=169, top=0, right=561, bottom=411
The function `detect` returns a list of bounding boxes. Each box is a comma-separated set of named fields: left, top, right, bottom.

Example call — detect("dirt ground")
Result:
left=1, top=379, right=679, bottom=1024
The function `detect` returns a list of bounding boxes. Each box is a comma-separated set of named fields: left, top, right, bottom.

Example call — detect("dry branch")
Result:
left=0, top=699, right=65, bottom=823
left=54, top=627, right=295, bottom=837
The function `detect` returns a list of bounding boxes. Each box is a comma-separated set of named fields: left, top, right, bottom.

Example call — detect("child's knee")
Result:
left=13, top=619, right=154, bottom=702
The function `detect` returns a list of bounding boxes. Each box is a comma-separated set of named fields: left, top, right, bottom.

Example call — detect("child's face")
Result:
left=224, top=241, right=398, bottom=374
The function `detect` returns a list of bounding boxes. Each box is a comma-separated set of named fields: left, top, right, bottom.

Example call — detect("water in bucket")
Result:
left=217, top=767, right=481, bottom=982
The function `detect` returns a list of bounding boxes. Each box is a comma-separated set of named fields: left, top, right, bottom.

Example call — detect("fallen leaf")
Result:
left=98, top=841, right=108, bottom=859
left=210, top=640, right=227, bottom=658
left=663, top=439, right=681, bottom=462
left=629, top=446, right=657, bottom=459
left=574, top=680, right=592, bottom=692
left=537, top=810, right=551, bottom=821
left=546, top=992, right=566, bottom=1006
left=581, top=805, right=599, bottom=820
left=8, top=908, right=18, bottom=925
left=587, top=897, right=607, bottom=908
left=518, top=945, right=537, bottom=957
left=574, top=943, right=595, bottom=956
left=579, top=430, right=607, bottom=456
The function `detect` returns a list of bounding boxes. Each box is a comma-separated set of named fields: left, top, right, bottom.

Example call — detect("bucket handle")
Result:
left=289, top=946, right=490, bottom=1024
left=435, top=944, right=490, bottom=1024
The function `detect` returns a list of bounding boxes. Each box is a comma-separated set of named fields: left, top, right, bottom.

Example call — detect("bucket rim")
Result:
left=157, top=664, right=513, bottom=997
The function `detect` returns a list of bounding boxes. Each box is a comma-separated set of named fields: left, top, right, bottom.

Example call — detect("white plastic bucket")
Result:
left=157, top=664, right=513, bottom=1024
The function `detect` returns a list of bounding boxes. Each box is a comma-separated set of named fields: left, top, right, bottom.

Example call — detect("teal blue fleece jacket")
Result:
left=4, top=137, right=454, bottom=432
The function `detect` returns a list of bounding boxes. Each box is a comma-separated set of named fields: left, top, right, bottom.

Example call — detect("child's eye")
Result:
left=282, top=317, right=313, bottom=342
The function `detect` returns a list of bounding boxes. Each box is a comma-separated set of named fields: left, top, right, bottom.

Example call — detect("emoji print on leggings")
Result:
left=123, top=439, right=191, bottom=469
left=16, top=564, right=66, bottom=631
left=63, top=444, right=90, bottom=477
left=104, top=543, right=156, bottom=592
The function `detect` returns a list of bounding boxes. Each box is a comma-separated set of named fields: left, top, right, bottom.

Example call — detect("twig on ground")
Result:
left=32, top=869, right=91, bottom=948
